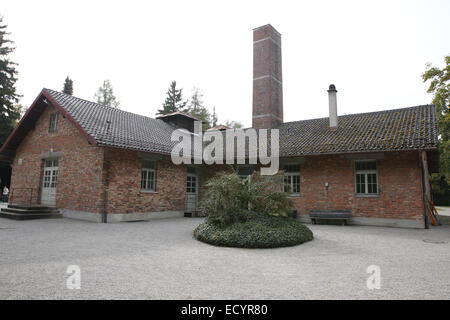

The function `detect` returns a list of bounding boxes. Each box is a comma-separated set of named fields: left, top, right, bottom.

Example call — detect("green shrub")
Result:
left=194, top=214, right=313, bottom=248
left=199, top=170, right=294, bottom=226
left=199, top=172, right=252, bottom=226
left=248, top=173, right=294, bottom=217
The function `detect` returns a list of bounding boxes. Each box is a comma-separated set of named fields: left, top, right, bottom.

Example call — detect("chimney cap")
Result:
left=253, top=24, right=281, bottom=35
left=328, top=84, right=337, bottom=92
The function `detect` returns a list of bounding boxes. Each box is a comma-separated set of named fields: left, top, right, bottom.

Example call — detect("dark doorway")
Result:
left=0, top=162, right=12, bottom=189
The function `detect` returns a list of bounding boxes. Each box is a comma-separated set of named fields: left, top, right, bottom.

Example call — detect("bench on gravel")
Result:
left=309, top=210, right=352, bottom=226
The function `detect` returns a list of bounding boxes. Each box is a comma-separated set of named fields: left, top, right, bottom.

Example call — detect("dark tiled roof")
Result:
left=45, top=89, right=180, bottom=154
left=277, top=105, right=438, bottom=157
left=44, top=89, right=438, bottom=157
left=207, top=125, right=231, bottom=131
left=156, top=111, right=200, bottom=121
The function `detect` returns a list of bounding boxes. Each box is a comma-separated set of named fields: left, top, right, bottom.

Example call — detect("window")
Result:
left=141, top=160, right=156, bottom=191
left=45, top=159, right=58, bottom=168
left=186, top=166, right=197, bottom=193
left=49, top=113, right=58, bottom=132
left=186, top=175, right=197, bottom=193
left=355, top=160, right=378, bottom=195
left=283, top=164, right=300, bottom=194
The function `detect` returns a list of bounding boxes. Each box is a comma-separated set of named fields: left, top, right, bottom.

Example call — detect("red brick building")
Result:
left=0, top=25, right=439, bottom=228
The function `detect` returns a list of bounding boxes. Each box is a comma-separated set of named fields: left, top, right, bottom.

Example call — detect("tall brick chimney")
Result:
left=252, top=24, right=283, bottom=129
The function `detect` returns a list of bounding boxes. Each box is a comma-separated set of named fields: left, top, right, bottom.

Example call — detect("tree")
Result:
left=94, top=80, right=120, bottom=108
left=423, top=56, right=450, bottom=204
left=211, top=107, right=218, bottom=127
left=62, top=76, right=73, bottom=95
left=225, top=120, right=243, bottom=129
left=0, top=16, right=21, bottom=148
left=157, top=81, right=187, bottom=115
left=186, top=88, right=212, bottom=131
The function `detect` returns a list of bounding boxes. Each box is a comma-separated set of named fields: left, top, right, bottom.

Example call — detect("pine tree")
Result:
left=157, top=81, right=187, bottom=115
left=94, top=80, right=120, bottom=108
left=0, top=16, right=21, bottom=147
left=62, top=76, right=73, bottom=95
left=211, top=107, right=218, bottom=127
left=186, top=88, right=212, bottom=131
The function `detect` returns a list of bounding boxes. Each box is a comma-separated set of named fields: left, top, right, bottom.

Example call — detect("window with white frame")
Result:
left=355, top=160, right=378, bottom=194
left=49, top=113, right=58, bottom=132
left=283, top=164, right=300, bottom=194
left=141, top=160, right=156, bottom=191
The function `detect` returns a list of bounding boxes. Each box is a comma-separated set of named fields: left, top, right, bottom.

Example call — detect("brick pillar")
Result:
left=252, top=24, right=283, bottom=129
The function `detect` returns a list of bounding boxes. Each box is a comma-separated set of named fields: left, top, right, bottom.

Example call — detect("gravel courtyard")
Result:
left=0, top=217, right=449, bottom=299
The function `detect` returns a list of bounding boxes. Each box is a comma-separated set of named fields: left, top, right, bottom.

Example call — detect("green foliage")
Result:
left=199, top=170, right=294, bottom=226
left=157, top=83, right=226, bottom=131
left=157, top=81, right=187, bottom=115
left=211, top=107, right=218, bottom=127
left=247, top=172, right=294, bottom=217
left=185, top=88, right=212, bottom=131
left=62, top=76, right=73, bottom=95
left=94, top=80, right=120, bottom=108
left=194, top=214, right=313, bottom=248
left=422, top=56, right=450, bottom=182
left=225, top=120, right=243, bottom=129
left=431, top=173, right=450, bottom=206
left=0, top=16, right=21, bottom=148
left=200, top=171, right=251, bottom=226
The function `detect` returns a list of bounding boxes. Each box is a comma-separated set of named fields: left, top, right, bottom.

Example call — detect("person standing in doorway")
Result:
left=2, top=186, right=9, bottom=203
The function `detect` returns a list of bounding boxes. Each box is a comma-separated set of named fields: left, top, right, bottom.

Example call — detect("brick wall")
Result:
left=9, top=100, right=425, bottom=222
left=252, top=24, right=283, bottom=129
left=10, top=102, right=189, bottom=216
left=10, top=103, right=105, bottom=212
left=104, top=147, right=186, bottom=214
left=194, top=153, right=424, bottom=221
left=287, top=151, right=424, bottom=220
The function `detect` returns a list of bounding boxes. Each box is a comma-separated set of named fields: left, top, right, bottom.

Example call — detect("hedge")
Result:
left=194, top=214, right=313, bottom=248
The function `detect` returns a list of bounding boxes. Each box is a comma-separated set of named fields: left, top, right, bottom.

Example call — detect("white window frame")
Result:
left=141, top=160, right=156, bottom=192
left=49, top=113, right=58, bottom=132
left=43, top=158, right=58, bottom=188
left=283, top=163, right=300, bottom=195
left=186, top=173, right=198, bottom=194
left=354, top=160, right=378, bottom=195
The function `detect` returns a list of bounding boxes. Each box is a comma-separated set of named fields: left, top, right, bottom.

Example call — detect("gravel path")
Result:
left=0, top=217, right=449, bottom=299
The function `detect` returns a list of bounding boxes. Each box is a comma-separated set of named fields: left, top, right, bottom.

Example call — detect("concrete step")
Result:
left=1, top=207, right=59, bottom=214
left=0, top=211, right=62, bottom=220
left=7, top=204, right=57, bottom=211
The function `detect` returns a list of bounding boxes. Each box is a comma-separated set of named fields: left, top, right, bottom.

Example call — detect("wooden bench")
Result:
left=309, top=210, right=352, bottom=226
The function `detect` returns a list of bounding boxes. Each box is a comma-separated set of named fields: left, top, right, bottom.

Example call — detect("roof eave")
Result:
left=0, top=89, right=99, bottom=158
left=0, top=89, right=46, bottom=157
left=280, top=146, right=439, bottom=158
left=42, top=90, right=98, bottom=146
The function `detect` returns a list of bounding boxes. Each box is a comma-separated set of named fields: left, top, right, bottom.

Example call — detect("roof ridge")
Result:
left=43, top=88, right=164, bottom=123
left=279, top=104, right=434, bottom=126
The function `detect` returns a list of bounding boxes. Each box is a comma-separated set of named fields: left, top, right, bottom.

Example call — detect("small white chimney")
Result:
left=328, top=84, right=338, bottom=130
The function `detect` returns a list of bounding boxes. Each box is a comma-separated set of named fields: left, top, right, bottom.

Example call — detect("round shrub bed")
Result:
left=194, top=214, right=313, bottom=248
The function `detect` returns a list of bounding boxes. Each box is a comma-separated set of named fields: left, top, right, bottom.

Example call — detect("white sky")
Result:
left=2, top=0, right=450, bottom=127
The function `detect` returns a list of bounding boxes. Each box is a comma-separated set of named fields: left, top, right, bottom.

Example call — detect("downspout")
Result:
left=419, top=150, right=429, bottom=229
left=102, top=148, right=110, bottom=223
left=101, top=121, right=112, bottom=223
